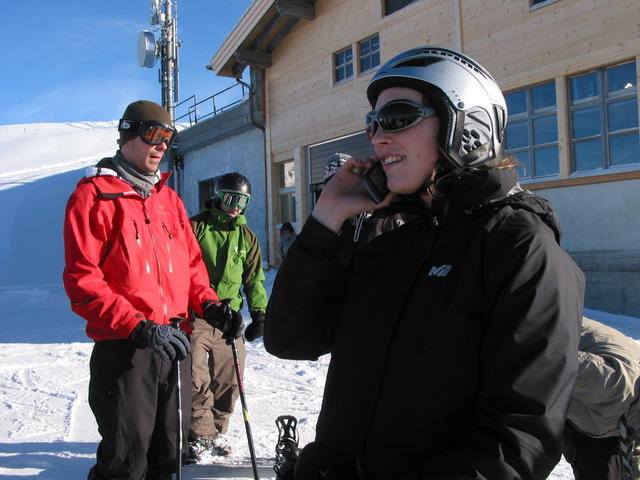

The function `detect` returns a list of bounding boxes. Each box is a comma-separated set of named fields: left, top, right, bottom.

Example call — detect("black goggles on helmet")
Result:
left=365, top=100, right=437, bottom=138
left=216, top=190, right=251, bottom=210
left=118, top=119, right=177, bottom=146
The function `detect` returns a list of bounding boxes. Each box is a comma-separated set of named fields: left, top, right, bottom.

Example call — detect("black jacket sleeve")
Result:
left=264, top=216, right=348, bottom=360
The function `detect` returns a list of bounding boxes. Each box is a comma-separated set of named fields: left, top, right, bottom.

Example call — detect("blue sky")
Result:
left=1, top=0, right=253, bottom=125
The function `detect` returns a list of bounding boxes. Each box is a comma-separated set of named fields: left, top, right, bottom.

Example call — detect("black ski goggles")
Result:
left=118, top=119, right=177, bottom=146
left=365, top=100, right=437, bottom=138
left=217, top=191, right=251, bottom=210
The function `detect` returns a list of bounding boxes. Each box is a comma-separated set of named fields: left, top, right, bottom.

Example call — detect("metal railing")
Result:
left=173, top=82, right=250, bottom=126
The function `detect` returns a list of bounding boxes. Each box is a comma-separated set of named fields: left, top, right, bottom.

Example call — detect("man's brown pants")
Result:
left=189, top=317, right=246, bottom=440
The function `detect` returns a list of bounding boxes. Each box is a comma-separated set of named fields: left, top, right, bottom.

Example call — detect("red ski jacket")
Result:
left=63, top=167, right=218, bottom=341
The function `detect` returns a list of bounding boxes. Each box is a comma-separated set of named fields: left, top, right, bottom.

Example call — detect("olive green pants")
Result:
left=189, top=317, right=246, bottom=439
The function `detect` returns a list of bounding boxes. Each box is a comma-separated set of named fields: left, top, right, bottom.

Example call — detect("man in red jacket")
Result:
left=63, top=100, right=241, bottom=480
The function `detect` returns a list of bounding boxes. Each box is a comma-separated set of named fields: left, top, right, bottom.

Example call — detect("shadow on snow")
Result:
left=0, top=441, right=96, bottom=478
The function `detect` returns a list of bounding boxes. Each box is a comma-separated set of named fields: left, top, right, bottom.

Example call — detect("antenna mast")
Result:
left=138, top=0, right=180, bottom=120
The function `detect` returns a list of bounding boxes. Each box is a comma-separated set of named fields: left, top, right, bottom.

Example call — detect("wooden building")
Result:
left=206, top=0, right=640, bottom=316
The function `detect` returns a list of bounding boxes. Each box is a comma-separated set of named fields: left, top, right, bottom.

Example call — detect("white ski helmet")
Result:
left=366, top=46, right=507, bottom=170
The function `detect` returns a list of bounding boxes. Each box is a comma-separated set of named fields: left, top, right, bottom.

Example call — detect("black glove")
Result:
left=203, top=299, right=243, bottom=342
left=244, top=311, right=265, bottom=341
left=129, top=319, right=191, bottom=362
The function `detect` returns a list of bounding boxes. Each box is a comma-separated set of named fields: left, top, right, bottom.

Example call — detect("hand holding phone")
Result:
left=361, top=162, right=389, bottom=204
left=313, top=154, right=390, bottom=233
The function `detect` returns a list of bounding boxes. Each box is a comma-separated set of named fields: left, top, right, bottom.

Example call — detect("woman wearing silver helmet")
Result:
left=265, top=47, right=585, bottom=480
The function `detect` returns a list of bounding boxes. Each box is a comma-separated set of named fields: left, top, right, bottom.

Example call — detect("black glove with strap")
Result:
left=244, top=311, right=265, bottom=341
left=129, top=319, right=191, bottom=362
left=203, top=299, right=243, bottom=342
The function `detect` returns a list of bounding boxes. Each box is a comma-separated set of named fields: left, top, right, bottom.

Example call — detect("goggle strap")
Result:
left=118, top=119, right=141, bottom=131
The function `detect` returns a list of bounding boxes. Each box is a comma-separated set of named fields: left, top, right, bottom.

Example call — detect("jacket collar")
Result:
left=81, top=156, right=171, bottom=197
left=201, top=203, right=247, bottom=227
left=435, top=167, right=562, bottom=242
left=435, top=167, right=519, bottom=211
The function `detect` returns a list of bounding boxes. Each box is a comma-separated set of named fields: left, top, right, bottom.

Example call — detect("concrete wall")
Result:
left=535, top=179, right=640, bottom=317
left=175, top=100, right=269, bottom=260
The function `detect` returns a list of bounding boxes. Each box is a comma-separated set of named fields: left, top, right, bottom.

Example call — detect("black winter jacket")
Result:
left=265, top=168, right=585, bottom=480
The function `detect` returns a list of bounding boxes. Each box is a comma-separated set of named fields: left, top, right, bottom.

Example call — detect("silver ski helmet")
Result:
left=366, top=46, right=507, bottom=170
left=213, top=172, right=252, bottom=211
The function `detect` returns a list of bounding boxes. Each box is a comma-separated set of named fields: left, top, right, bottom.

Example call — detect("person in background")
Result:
left=187, top=172, right=268, bottom=463
left=265, top=46, right=585, bottom=479
left=278, top=222, right=297, bottom=261
left=63, top=100, right=235, bottom=480
left=564, top=316, right=640, bottom=480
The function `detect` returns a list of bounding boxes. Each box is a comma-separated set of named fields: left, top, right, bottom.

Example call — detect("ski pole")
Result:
left=171, top=318, right=185, bottom=480
left=231, top=337, right=260, bottom=480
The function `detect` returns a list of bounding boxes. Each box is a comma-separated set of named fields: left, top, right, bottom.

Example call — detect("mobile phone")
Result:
left=361, top=162, right=389, bottom=204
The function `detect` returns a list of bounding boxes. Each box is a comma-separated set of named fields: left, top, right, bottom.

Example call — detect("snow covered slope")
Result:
left=0, top=122, right=636, bottom=479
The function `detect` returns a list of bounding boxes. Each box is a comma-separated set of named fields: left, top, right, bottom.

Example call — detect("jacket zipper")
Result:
left=133, top=220, right=141, bottom=245
left=162, top=222, right=174, bottom=273
left=143, top=202, right=169, bottom=318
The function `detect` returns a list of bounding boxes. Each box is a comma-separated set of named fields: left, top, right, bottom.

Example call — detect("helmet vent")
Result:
left=417, top=48, right=490, bottom=80
left=462, top=129, right=484, bottom=152
left=395, top=57, right=442, bottom=69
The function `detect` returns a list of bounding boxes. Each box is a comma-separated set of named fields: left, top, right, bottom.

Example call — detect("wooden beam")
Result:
left=275, top=0, right=315, bottom=20
left=235, top=48, right=272, bottom=68
left=250, top=12, right=284, bottom=51
left=525, top=170, right=640, bottom=190
left=268, top=17, right=300, bottom=52
left=230, top=61, right=245, bottom=78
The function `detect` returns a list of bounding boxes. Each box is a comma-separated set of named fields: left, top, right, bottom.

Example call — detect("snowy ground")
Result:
left=1, top=122, right=638, bottom=479
left=0, top=272, right=330, bottom=480
left=2, top=279, right=639, bottom=480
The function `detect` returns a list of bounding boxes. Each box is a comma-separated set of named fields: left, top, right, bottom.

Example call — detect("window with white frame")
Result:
left=334, top=46, right=353, bottom=84
left=504, top=81, right=559, bottom=179
left=569, top=61, right=639, bottom=173
left=276, top=161, right=297, bottom=224
left=358, top=35, right=380, bottom=74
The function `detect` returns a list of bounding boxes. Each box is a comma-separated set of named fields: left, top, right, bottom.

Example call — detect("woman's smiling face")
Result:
left=370, top=87, right=440, bottom=195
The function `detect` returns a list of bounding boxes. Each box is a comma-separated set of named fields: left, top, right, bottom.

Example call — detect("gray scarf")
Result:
left=111, top=152, right=161, bottom=198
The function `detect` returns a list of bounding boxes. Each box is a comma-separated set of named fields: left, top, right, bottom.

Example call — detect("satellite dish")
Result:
left=137, top=31, right=158, bottom=68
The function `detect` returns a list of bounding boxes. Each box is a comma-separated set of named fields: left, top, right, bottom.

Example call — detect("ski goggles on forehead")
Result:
left=217, top=191, right=251, bottom=209
left=118, top=119, right=177, bottom=146
left=365, top=99, right=437, bottom=138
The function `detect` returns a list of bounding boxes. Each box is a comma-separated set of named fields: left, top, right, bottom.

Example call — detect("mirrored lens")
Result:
left=365, top=101, right=435, bottom=137
left=141, top=125, right=175, bottom=145
left=221, top=193, right=250, bottom=209
left=377, top=102, right=423, bottom=130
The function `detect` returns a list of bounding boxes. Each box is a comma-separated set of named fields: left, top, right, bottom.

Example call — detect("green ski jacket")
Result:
left=190, top=205, right=267, bottom=313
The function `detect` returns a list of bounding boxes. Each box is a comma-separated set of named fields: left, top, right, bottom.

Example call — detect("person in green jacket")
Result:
left=187, top=172, right=268, bottom=463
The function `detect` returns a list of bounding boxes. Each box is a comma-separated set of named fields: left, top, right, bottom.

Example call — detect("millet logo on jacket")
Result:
left=428, top=265, right=453, bottom=277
